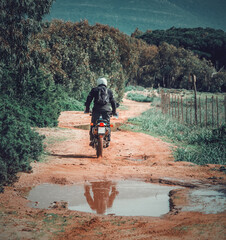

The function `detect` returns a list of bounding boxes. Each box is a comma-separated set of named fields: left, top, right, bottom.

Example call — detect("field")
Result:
left=125, top=87, right=225, bottom=165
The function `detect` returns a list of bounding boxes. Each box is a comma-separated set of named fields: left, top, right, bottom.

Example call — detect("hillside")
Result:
left=136, top=27, right=226, bottom=70
left=46, top=0, right=226, bottom=34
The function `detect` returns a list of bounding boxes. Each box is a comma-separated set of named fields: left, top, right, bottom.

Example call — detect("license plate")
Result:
left=98, top=127, right=105, bottom=134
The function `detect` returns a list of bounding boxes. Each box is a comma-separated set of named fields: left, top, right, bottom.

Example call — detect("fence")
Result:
left=160, top=91, right=226, bottom=128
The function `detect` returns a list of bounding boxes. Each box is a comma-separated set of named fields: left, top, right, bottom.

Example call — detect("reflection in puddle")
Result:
left=83, top=181, right=118, bottom=214
left=27, top=180, right=178, bottom=216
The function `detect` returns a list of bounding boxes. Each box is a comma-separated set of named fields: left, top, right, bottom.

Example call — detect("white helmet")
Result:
left=97, top=77, right=107, bottom=86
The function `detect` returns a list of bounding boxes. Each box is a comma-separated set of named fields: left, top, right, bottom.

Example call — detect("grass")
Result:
left=127, top=92, right=154, bottom=102
left=42, top=213, right=69, bottom=236
left=125, top=85, right=159, bottom=103
left=118, top=104, right=129, bottom=110
left=125, top=85, right=145, bottom=92
left=127, top=108, right=226, bottom=165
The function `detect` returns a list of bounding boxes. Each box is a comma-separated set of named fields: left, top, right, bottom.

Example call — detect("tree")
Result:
left=0, top=0, right=55, bottom=190
left=0, top=0, right=54, bottom=96
left=137, top=27, right=226, bottom=71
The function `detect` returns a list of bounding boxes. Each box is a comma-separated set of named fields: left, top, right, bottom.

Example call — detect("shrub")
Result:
left=127, top=93, right=154, bottom=102
left=57, top=86, right=85, bottom=111
left=0, top=96, right=44, bottom=192
left=21, top=70, right=61, bottom=127
left=125, top=86, right=137, bottom=92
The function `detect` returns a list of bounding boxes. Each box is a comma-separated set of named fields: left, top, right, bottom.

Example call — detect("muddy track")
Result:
left=0, top=98, right=225, bottom=240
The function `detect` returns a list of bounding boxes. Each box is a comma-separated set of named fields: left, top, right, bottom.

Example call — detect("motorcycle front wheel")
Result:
left=96, top=137, right=103, bottom=158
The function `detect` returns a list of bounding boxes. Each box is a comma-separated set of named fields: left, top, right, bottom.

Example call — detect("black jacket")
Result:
left=85, top=84, right=117, bottom=113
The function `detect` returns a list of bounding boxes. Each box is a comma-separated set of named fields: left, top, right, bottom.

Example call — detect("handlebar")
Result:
left=85, top=111, right=118, bottom=118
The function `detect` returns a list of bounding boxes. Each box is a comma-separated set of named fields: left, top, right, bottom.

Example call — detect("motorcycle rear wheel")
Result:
left=96, top=137, right=103, bottom=158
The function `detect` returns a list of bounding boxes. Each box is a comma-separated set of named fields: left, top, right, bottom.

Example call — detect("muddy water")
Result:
left=182, top=188, right=226, bottom=214
left=27, top=180, right=179, bottom=216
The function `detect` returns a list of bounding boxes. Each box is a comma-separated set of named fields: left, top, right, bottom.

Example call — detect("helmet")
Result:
left=97, top=77, right=107, bottom=86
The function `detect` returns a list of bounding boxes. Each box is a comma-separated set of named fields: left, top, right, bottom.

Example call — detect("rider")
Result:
left=84, top=77, right=117, bottom=146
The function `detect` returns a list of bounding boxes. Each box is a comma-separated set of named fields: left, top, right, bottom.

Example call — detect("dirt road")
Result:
left=0, top=98, right=225, bottom=240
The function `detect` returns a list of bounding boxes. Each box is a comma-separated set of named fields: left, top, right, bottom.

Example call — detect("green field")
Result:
left=125, top=87, right=226, bottom=165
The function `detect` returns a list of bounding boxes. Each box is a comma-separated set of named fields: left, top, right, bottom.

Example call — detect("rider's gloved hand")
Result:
left=84, top=108, right=90, bottom=113
left=112, top=112, right=118, bottom=117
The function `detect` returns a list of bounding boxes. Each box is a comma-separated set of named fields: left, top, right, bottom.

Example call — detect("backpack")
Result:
left=96, top=86, right=109, bottom=105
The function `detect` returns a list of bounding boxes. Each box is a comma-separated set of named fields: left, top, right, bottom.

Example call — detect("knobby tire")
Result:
left=96, top=137, right=103, bottom=158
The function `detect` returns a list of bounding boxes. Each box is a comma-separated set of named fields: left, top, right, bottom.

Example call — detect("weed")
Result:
left=118, top=104, right=129, bottom=110
left=128, top=108, right=226, bottom=165
left=127, top=93, right=154, bottom=102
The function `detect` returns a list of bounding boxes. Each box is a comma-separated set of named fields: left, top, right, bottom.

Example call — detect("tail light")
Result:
left=99, top=122, right=105, bottom=127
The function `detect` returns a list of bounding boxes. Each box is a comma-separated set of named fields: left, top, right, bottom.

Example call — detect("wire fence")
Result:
left=160, top=91, right=226, bottom=128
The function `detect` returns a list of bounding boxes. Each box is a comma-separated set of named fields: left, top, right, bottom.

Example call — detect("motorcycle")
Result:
left=90, top=113, right=118, bottom=158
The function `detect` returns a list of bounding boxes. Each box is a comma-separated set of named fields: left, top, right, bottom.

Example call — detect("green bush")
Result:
left=125, top=85, right=145, bottom=92
left=0, top=96, right=44, bottom=192
left=127, top=93, right=154, bottom=102
left=21, top=70, right=61, bottom=127
left=0, top=65, right=62, bottom=128
left=125, top=86, right=137, bottom=92
left=57, top=86, right=85, bottom=111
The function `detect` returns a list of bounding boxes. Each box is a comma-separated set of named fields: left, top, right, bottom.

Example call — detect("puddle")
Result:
left=27, top=180, right=179, bottom=216
left=129, top=159, right=145, bottom=162
left=74, top=122, right=122, bottom=132
left=182, top=188, right=226, bottom=214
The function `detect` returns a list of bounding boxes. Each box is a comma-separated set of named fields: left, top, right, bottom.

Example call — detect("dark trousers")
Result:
left=90, top=112, right=111, bottom=141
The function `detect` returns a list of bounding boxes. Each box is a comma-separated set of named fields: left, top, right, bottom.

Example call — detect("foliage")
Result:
left=0, top=62, right=61, bottom=128
left=125, top=85, right=145, bottom=92
left=136, top=41, right=215, bottom=91
left=0, top=0, right=54, bottom=100
left=22, top=70, right=61, bottom=127
left=32, top=20, right=146, bottom=103
left=57, top=86, right=85, bottom=111
left=0, top=96, right=44, bottom=192
left=135, top=27, right=226, bottom=92
left=32, top=20, right=220, bottom=97
left=128, top=108, right=225, bottom=165
left=1, top=0, right=225, bottom=190
left=0, top=0, right=54, bottom=190
left=127, top=93, right=154, bottom=102
left=137, top=27, right=226, bottom=69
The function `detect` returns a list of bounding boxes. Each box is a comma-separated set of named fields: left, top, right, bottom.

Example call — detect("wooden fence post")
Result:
left=199, top=97, right=201, bottom=126
left=193, top=75, right=198, bottom=125
left=205, top=96, right=208, bottom=127
left=216, top=96, right=219, bottom=128
left=175, top=95, right=177, bottom=119
left=177, top=96, right=180, bottom=121
left=186, top=98, right=188, bottom=124
left=224, top=96, right=226, bottom=124
left=181, top=96, right=183, bottom=123
left=212, top=95, right=214, bottom=128
left=171, top=95, right=174, bottom=118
